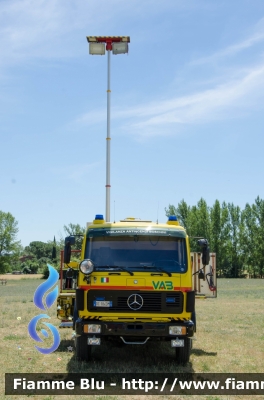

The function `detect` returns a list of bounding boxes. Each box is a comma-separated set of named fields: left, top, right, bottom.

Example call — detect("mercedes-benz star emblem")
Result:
left=127, top=294, right=144, bottom=310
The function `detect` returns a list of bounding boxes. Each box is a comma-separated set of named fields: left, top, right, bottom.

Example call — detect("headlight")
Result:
left=84, top=324, right=101, bottom=333
left=169, top=326, right=186, bottom=335
left=79, top=259, right=94, bottom=275
left=88, top=324, right=101, bottom=333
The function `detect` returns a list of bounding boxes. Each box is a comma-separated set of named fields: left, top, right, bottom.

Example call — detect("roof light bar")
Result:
left=95, top=214, right=104, bottom=220
left=167, top=215, right=179, bottom=226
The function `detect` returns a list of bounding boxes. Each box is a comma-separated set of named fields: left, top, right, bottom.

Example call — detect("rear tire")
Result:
left=176, top=337, right=191, bottom=365
left=75, top=335, right=91, bottom=362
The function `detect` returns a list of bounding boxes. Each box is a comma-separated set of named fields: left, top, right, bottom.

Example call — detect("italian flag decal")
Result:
left=101, top=277, right=109, bottom=283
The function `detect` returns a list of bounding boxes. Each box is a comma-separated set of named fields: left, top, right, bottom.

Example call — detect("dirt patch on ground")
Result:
left=0, top=274, right=43, bottom=280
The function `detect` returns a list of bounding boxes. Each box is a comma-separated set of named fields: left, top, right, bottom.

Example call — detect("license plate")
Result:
left=93, top=300, right=112, bottom=307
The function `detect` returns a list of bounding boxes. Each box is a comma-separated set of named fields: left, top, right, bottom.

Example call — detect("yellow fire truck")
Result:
left=57, top=214, right=211, bottom=364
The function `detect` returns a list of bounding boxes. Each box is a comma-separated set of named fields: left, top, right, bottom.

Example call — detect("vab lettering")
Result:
left=152, top=281, right=173, bottom=290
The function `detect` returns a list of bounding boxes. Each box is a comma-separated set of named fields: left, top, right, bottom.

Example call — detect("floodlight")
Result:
left=112, top=42, right=128, bottom=55
left=89, top=43, right=105, bottom=55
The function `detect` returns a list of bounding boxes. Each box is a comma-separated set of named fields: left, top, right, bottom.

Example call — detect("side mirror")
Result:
left=197, top=238, right=210, bottom=266
left=64, top=236, right=75, bottom=264
left=202, top=246, right=210, bottom=266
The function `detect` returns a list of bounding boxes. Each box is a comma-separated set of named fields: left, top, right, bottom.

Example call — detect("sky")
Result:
left=1, top=0, right=264, bottom=247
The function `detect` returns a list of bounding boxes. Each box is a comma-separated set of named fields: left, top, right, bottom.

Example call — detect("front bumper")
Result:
left=75, top=319, right=194, bottom=339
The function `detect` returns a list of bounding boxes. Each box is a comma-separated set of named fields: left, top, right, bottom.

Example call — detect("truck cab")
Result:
left=62, top=214, right=203, bottom=365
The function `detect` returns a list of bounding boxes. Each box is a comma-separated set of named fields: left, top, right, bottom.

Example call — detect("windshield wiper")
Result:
left=154, top=267, right=172, bottom=277
left=96, top=266, right=134, bottom=276
left=132, top=265, right=172, bottom=276
left=113, top=266, right=134, bottom=276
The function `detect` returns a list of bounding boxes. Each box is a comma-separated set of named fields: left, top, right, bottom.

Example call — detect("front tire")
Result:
left=73, top=304, right=78, bottom=330
left=176, top=337, right=191, bottom=365
left=191, top=311, right=196, bottom=333
left=75, top=335, right=91, bottom=361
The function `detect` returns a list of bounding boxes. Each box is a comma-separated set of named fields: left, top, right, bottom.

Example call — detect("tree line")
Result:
left=0, top=210, right=85, bottom=275
left=1, top=197, right=264, bottom=278
left=165, top=196, right=264, bottom=278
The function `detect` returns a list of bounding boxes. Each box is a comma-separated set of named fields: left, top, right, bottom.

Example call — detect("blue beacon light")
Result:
left=95, top=214, right=104, bottom=220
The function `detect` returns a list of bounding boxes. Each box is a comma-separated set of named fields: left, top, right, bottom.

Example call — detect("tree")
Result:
left=62, top=223, right=85, bottom=251
left=22, top=241, right=56, bottom=274
left=165, top=199, right=245, bottom=277
left=240, top=203, right=259, bottom=277
left=165, top=200, right=191, bottom=231
left=51, top=236, right=57, bottom=262
left=0, top=211, right=21, bottom=273
left=21, top=259, right=39, bottom=274
left=240, top=197, right=264, bottom=278
left=190, top=198, right=211, bottom=251
left=210, top=200, right=230, bottom=276
left=252, top=196, right=264, bottom=278
left=166, top=198, right=211, bottom=251
left=24, top=241, right=54, bottom=260
left=225, top=203, right=244, bottom=277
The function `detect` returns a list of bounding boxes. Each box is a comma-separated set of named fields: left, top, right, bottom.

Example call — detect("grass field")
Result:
left=0, top=278, right=264, bottom=400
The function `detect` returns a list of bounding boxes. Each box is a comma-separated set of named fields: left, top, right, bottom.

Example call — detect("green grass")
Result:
left=1, top=278, right=264, bottom=400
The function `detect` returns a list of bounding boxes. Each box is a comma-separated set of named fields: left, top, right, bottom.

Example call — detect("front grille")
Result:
left=166, top=293, right=183, bottom=308
left=116, top=292, right=162, bottom=311
left=88, top=290, right=183, bottom=314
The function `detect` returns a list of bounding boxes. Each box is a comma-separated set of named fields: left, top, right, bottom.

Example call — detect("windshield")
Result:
left=84, top=234, right=187, bottom=273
